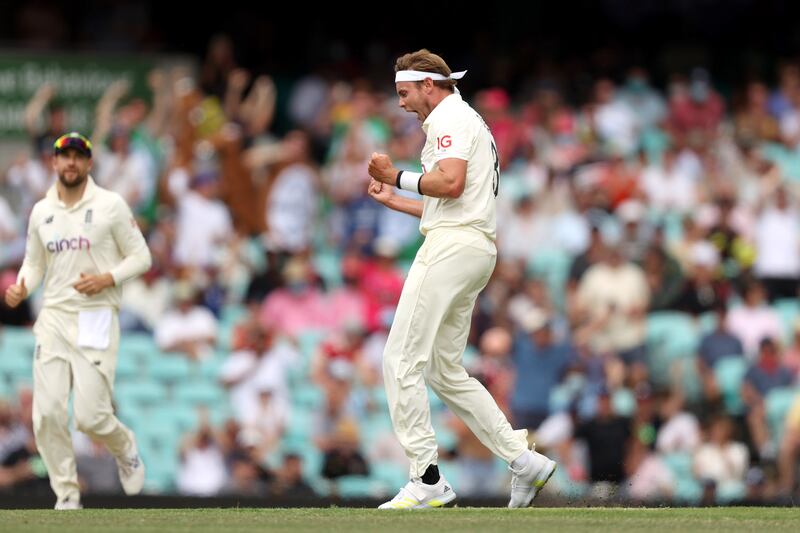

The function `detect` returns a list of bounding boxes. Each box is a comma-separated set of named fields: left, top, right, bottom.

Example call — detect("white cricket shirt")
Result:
left=17, top=177, right=152, bottom=313
left=419, top=93, right=499, bottom=241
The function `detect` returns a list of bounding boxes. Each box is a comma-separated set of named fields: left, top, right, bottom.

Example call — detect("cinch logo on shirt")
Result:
left=46, top=236, right=91, bottom=253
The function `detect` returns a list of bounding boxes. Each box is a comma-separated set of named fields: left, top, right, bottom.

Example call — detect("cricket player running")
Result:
left=367, top=50, right=556, bottom=509
left=4, top=132, right=152, bottom=509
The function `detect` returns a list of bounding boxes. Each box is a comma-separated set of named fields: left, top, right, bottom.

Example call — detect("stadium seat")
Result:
left=335, top=475, right=378, bottom=498
left=147, top=354, right=193, bottom=383
left=0, top=350, right=32, bottom=382
left=646, top=312, right=700, bottom=386
left=119, top=333, right=160, bottom=364
left=115, top=381, right=166, bottom=408
left=612, top=387, right=636, bottom=417
left=114, top=354, right=140, bottom=381
left=313, top=250, right=342, bottom=288
left=0, top=326, right=35, bottom=356
left=773, top=298, right=800, bottom=343
left=765, top=387, right=800, bottom=444
left=713, top=357, right=748, bottom=416
left=174, top=381, right=225, bottom=406
left=716, top=480, right=746, bottom=504
left=291, top=383, right=324, bottom=409
left=526, top=248, right=571, bottom=309
left=370, top=462, right=408, bottom=491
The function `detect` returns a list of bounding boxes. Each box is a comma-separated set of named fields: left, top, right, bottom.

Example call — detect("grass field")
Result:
left=0, top=507, right=798, bottom=533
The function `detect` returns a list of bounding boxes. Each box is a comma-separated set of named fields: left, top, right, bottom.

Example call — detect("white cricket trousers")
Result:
left=32, top=307, right=135, bottom=504
left=383, top=226, right=529, bottom=479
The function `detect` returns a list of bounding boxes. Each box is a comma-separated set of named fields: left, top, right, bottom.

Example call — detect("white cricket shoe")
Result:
left=116, top=431, right=145, bottom=495
left=507, top=446, right=557, bottom=508
left=54, top=496, right=82, bottom=510
left=378, top=476, right=457, bottom=509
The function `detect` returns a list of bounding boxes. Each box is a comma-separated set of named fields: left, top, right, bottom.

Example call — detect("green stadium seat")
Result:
left=115, top=381, right=166, bottom=408
left=716, top=480, right=746, bottom=504
left=765, top=387, right=800, bottom=444
left=285, top=406, right=314, bottom=441
left=713, top=357, right=748, bottom=416
left=0, top=351, right=32, bottom=381
left=148, top=355, right=193, bottom=383
left=313, top=250, right=342, bottom=289
left=612, top=387, right=636, bottom=417
left=336, top=475, right=382, bottom=498
left=114, top=354, right=140, bottom=382
left=773, top=299, right=800, bottom=343
left=119, top=333, right=160, bottom=364
left=174, top=381, right=225, bottom=406
left=647, top=312, right=700, bottom=386
left=370, top=462, right=407, bottom=490
left=0, top=326, right=35, bottom=356
left=291, top=383, right=324, bottom=409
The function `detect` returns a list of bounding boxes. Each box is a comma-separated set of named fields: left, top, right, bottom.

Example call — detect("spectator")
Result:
left=742, top=338, right=795, bottom=459
left=726, top=281, right=783, bottom=360
left=696, top=304, right=745, bottom=407
left=668, top=68, right=725, bottom=140
left=177, top=421, right=227, bottom=496
left=511, top=312, right=574, bottom=430
left=777, top=394, right=800, bottom=498
left=754, top=187, right=800, bottom=301
left=693, top=416, right=749, bottom=501
left=674, top=241, right=729, bottom=315
left=321, top=419, right=369, bottom=480
left=264, top=131, right=319, bottom=254
left=219, top=324, right=296, bottom=424
left=575, top=235, right=650, bottom=384
left=259, top=257, right=330, bottom=338
left=271, top=453, right=316, bottom=498
left=640, top=146, right=698, bottom=215
left=170, top=168, right=234, bottom=269
left=572, top=389, right=633, bottom=493
left=154, top=281, right=219, bottom=360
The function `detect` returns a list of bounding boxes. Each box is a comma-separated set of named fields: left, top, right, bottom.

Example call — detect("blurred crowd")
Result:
left=1, top=35, right=800, bottom=504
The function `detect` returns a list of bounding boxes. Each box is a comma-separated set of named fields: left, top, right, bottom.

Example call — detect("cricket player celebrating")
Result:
left=4, top=132, right=152, bottom=509
left=367, top=49, right=557, bottom=509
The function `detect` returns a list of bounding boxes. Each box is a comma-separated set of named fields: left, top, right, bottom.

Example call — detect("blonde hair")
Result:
left=395, top=49, right=456, bottom=92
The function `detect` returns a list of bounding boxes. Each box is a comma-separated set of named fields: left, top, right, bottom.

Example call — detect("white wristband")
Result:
left=397, top=171, right=423, bottom=194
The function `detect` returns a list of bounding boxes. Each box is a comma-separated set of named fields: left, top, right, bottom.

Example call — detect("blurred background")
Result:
left=1, top=0, right=800, bottom=506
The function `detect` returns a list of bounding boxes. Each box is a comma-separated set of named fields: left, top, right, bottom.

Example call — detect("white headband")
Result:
left=395, top=70, right=467, bottom=83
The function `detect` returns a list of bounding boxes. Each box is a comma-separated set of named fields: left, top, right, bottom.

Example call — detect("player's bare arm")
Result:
left=367, top=178, right=424, bottom=218
left=368, top=152, right=466, bottom=198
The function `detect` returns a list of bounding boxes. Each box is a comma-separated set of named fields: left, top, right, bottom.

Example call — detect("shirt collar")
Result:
left=46, top=176, right=98, bottom=210
left=422, top=93, right=462, bottom=134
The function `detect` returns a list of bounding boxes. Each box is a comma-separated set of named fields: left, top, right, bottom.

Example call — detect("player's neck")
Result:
left=56, top=179, right=89, bottom=208
left=421, top=90, right=453, bottom=121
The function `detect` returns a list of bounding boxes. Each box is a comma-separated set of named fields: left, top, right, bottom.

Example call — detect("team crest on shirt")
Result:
left=45, top=215, right=53, bottom=224
left=84, top=209, right=93, bottom=224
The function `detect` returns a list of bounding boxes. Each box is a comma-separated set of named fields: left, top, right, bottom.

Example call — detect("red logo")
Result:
left=437, top=135, right=452, bottom=149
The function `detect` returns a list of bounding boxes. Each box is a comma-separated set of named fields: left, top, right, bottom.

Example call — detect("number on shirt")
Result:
left=490, top=141, right=499, bottom=197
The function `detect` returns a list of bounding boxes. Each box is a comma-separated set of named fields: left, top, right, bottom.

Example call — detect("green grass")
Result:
left=0, top=507, right=797, bottom=533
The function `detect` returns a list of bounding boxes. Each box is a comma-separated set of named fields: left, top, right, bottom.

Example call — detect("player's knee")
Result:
left=34, top=402, right=68, bottom=430
left=73, top=408, right=110, bottom=434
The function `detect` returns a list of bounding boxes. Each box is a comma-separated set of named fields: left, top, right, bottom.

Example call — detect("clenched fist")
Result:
left=4, top=277, right=27, bottom=308
left=367, top=178, right=394, bottom=206
left=368, top=152, right=395, bottom=184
